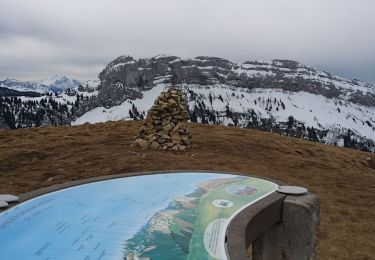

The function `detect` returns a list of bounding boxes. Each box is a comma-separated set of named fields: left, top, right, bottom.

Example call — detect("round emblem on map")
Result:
left=227, top=185, right=258, bottom=196
left=212, top=199, right=234, bottom=208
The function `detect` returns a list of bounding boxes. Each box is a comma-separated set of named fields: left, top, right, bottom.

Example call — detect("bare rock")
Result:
left=150, top=142, right=160, bottom=149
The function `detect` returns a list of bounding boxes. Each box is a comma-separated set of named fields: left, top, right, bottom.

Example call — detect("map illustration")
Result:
left=0, top=172, right=278, bottom=260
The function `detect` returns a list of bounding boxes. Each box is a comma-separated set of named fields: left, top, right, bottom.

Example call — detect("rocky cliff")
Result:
left=74, top=55, right=375, bottom=152
left=96, top=55, right=375, bottom=107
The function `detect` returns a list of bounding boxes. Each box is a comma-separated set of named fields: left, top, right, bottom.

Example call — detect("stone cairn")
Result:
left=133, top=87, right=192, bottom=151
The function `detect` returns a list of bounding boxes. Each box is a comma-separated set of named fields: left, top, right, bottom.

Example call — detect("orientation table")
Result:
left=0, top=172, right=280, bottom=260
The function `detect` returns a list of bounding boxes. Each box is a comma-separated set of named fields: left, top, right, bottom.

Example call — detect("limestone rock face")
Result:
left=133, top=87, right=192, bottom=151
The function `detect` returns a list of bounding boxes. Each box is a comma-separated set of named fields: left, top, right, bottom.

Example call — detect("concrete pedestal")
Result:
left=253, top=193, right=320, bottom=260
left=252, top=193, right=320, bottom=260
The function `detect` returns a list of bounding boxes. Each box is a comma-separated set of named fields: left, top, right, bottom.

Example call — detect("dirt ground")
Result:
left=0, top=120, right=374, bottom=259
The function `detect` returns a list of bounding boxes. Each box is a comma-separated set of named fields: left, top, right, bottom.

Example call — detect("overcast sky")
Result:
left=0, top=0, right=374, bottom=82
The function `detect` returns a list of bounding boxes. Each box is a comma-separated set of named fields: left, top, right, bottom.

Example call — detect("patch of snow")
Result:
left=183, top=84, right=375, bottom=140
left=168, top=58, right=181, bottom=64
left=72, top=84, right=168, bottom=125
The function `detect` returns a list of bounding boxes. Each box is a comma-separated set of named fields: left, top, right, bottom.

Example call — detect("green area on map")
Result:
left=123, top=176, right=277, bottom=260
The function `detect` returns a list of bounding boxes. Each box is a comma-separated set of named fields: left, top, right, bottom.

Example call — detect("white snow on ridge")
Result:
left=83, top=78, right=100, bottom=90
left=186, top=84, right=375, bottom=140
left=1, top=75, right=81, bottom=93
left=0, top=81, right=48, bottom=93
left=168, top=58, right=181, bottom=64
left=38, top=75, right=81, bottom=90
left=236, top=61, right=374, bottom=94
left=73, top=83, right=375, bottom=141
left=234, top=67, right=276, bottom=78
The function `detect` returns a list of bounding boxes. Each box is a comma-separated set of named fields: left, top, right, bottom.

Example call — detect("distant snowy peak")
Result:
left=0, top=75, right=81, bottom=94
left=0, top=78, right=47, bottom=93
left=37, top=75, right=81, bottom=93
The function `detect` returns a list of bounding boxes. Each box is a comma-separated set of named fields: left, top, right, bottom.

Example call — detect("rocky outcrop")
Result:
left=133, top=87, right=192, bottom=151
left=97, top=55, right=375, bottom=107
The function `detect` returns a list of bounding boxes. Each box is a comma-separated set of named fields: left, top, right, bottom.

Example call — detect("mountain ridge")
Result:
left=1, top=55, right=374, bottom=152
left=0, top=75, right=81, bottom=94
left=74, top=54, right=375, bottom=152
left=96, top=55, right=375, bottom=107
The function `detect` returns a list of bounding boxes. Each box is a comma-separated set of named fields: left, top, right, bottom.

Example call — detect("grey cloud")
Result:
left=0, top=0, right=374, bottom=82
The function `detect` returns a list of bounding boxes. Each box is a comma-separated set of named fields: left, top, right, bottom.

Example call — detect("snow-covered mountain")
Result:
left=38, top=75, right=81, bottom=93
left=0, top=75, right=81, bottom=94
left=73, top=55, right=375, bottom=152
left=0, top=78, right=98, bottom=129
left=1, top=55, right=375, bottom=152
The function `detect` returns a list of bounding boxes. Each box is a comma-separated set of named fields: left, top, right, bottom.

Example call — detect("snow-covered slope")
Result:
left=72, top=55, right=375, bottom=151
left=73, top=84, right=165, bottom=125
left=73, top=82, right=375, bottom=148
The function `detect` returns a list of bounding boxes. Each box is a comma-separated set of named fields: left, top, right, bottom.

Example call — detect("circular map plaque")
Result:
left=0, top=172, right=278, bottom=260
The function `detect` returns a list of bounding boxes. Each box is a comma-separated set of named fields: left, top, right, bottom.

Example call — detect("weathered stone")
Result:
left=171, top=132, right=181, bottom=141
left=172, top=123, right=180, bottom=133
left=161, top=134, right=171, bottom=140
left=171, top=110, right=180, bottom=115
left=134, top=138, right=149, bottom=148
left=133, top=87, right=192, bottom=150
left=168, top=98, right=177, bottom=104
left=252, top=193, right=320, bottom=260
left=173, top=115, right=185, bottom=120
left=150, top=142, right=160, bottom=149
left=159, top=100, right=170, bottom=107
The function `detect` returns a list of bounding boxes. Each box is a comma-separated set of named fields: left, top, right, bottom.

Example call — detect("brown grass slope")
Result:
left=0, top=121, right=374, bottom=259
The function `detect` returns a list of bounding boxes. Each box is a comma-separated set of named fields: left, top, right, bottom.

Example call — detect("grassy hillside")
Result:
left=0, top=120, right=374, bottom=259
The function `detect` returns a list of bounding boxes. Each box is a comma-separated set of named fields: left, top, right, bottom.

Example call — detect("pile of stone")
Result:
left=133, top=87, right=192, bottom=151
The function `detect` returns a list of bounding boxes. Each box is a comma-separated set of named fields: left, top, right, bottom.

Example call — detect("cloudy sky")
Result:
left=0, top=0, right=374, bottom=82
